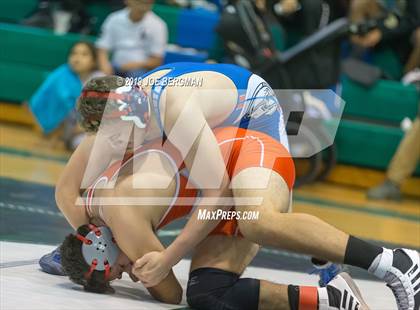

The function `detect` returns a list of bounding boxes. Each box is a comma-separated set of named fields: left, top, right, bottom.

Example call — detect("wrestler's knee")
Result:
left=237, top=214, right=263, bottom=242
left=231, top=168, right=290, bottom=211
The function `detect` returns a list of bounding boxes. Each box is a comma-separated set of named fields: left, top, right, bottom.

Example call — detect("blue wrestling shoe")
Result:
left=309, top=258, right=343, bottom=287
left=39, top=247, right=66, bottom=276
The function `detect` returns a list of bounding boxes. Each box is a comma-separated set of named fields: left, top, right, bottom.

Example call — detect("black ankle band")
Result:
left=344, top=236, right=383, bottom=270
left=288, top=285, right=300, bottom=310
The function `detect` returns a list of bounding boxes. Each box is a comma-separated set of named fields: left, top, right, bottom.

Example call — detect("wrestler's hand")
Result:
left=128, top=270, right=139, bottom=282
left=132, top=251, right=171, bottom=287
left=279, top=0, right=299, bottom=15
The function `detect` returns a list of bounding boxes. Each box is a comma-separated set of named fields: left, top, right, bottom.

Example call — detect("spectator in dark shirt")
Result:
left=350, top=0, right=420, bottom=67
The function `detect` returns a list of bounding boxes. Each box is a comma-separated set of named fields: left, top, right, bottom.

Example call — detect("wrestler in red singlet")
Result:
left=84, top=127, right=295, bottom=236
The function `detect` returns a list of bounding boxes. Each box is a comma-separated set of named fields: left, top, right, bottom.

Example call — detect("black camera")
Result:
left=349, top=19, right=379, bottom=36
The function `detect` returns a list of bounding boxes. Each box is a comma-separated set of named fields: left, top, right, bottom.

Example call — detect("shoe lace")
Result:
left=309, top=263, right=343, bottom=287
left=52, top=248, right=61, bottom=264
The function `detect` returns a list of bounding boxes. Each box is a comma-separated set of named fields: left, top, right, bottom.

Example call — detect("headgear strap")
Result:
left=79, top=85, right=151, bottom=129
left=85, top=259, right=98, bottom=279
left=76, top=234, right=92, bottom=245
left=80, top=90, right=126, bottom=101
left=104, top=261, right=111, bottom=280
left=88, top=224, right=101, bottom=236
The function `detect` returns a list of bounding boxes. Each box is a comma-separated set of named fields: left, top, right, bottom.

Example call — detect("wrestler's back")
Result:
left=141, top=66, right=240, bottom=130
left=89, top=148, right=258, bottom=281
left=94, top=146, right=259, bottom=275
left=94, top=150, right=179, bottom=230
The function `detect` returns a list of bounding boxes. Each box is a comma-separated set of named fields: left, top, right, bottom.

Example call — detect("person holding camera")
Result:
left=350, top=0, right=420, bottom=69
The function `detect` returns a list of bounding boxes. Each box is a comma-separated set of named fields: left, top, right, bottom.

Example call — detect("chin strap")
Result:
left=85, top=259, right=98, bottom=280
left=104, top=261, right=111, bottom=280
left=81, top=256, right=112, bottom=281
left=76, top=234, right=92, bottom=245
left=88, top=224, right=101, bottom=236
left=84, top=259, right=111, bottom=281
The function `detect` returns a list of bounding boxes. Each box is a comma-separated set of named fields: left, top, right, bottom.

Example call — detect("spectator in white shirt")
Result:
left=96, top=0, right=168, bottom=78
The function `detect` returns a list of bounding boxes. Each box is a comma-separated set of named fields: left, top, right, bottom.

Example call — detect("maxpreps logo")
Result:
left=197, top=209, right=260, bottom=221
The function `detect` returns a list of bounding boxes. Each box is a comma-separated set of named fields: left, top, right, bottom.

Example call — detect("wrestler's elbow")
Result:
left=55, top=184, right=66, bottom=211
left=162, top=287, right=183, bottom=305
left=55, top=182, right=86, bottom=229
left=148, top=284, right=183, bottom=304
left=55, top=173, right=70, bottom=204
left=55, top=183, right=73, bottom=211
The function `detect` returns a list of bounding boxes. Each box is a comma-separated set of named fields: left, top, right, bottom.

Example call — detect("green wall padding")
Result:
left=0, top=0, right=37, bottom=23
left=152, top=4, right=180, bottom=45
left=372, top=48, right=404, bottom=80
left=0, top=23, right=95, bottom=71
left=342, top=77, right=418, bottom=125
left=0, top=62, right=49, bottom=102
left=270, top=24, right=286, bottom=51
left=86, top=3, right=117, bottom=36
left=335, top=119, right=420, bottom=173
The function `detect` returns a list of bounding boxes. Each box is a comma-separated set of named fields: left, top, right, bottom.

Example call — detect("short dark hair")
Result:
left=76, top=75, right=125, bottom=132
left=60, top=224, right=114, bottom=294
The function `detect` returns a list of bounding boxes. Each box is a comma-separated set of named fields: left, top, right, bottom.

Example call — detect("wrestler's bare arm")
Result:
left=56, top=134, right=112, bottom=229
left=110, top=207, right=182, bottom=304
left=160, top=88, right=233, bottom=269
